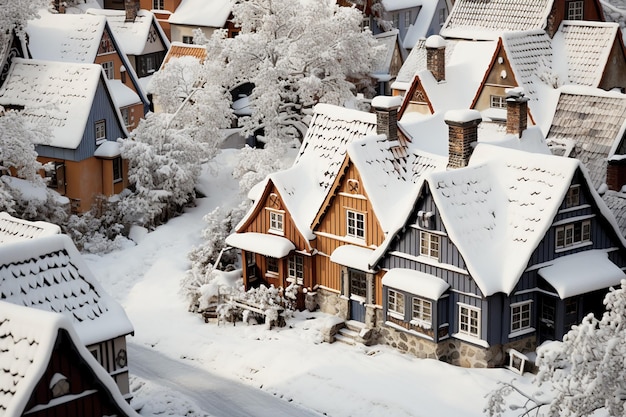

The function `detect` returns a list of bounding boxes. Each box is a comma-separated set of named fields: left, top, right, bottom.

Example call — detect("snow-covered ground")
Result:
left=85, top=149, right=532, bottom=417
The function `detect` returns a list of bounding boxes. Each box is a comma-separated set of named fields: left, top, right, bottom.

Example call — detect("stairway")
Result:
left=334, top=320, right=366, bottom=345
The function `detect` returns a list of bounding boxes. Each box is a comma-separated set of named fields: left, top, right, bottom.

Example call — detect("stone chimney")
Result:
left=506, top=87, right=529, bottom=138
left=125, top=0, right=139, bottom=22
left=371, top=95, right=403, bottom=142
left=425, top=35, right=446, bottom=83
left=445, top=109, right=482, bottom=169
left=606, top=158, right=626, bottom=192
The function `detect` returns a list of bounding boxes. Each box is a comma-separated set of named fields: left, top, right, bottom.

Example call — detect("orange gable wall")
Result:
left=472, top=42, right=518, bottom=113
left=313, top=161, right=385, bottom=304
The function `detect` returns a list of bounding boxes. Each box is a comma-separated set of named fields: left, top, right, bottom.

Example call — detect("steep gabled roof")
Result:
left=87, top=8, right=170, bottom=56
left=554, top=20, right=621, bottom=86
left=0, top=234, right=134, bottom=346
left=372, top=29, right=400, bottom=79
left=0, top=213, right=60, bottom=244
left=0, top=301, right=139, bottom=417
left=168, top=0, right=232, bottom=27
left=440, top=0, right=553, bottom=40
left=161, top=42, right=207, bottom=69
left=426, top=145, right=590, bottom=296
left=0, top=59, right=115, bottom=150
left=547, top=87, right=626, bottom=188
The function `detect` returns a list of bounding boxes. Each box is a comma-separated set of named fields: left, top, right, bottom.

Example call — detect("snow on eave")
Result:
left=168, top=0, right=232, bottom=27
left=0, top=212, right=61, bottom=243
left=382, top=0, right=424, bottom=12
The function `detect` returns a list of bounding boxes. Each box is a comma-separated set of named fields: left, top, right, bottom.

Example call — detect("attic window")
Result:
left=50, top=373, right=70, bottom=398
left=490, top=95, right=506, bottom=109
left=567, top=1, right=583, bottom=20
left=555, top=220, right=591, bottom=250
left=564, top=185, right=580, bottom=209
left=95, top=120, right=106, bottom=144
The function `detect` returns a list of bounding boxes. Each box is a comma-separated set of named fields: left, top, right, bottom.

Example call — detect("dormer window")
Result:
left=564, top=185, right=580, bottom=208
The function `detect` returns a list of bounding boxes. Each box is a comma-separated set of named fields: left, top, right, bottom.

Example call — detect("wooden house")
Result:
left=0, top=59, right=130, bottom=213
left=26, top=9, right=149, bottom=131
left=139, top=0, right=183, bottom=40
left=311, top=97, right=448, bottom=325
left=0, top=301, right=139, bottom=416
left=440, top=0, right=606, bottom=40
left=87, top=5, right=170, bottom=84
left=225, top=104, right=378, bottom=303
left=0, top=233, right=135, bottom=399
left=471, top=21, right=626, bottom=129
left=370, top=29, right=404, bottom=96
left=368, top=111, right=626, bottom=367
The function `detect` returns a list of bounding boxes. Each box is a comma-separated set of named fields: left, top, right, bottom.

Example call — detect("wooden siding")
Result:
left=25, top=329, right=130, bottom=417
left=88, top=336, right=130, bottom=397
left=598, top=36, right=626, bottom=91
left=546, top=0, right=605, bottom=37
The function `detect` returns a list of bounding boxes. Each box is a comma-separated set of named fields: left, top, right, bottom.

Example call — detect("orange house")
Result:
left=0, top=59, right=130, bottom=213
left=226, top=103, right=378, bottom=305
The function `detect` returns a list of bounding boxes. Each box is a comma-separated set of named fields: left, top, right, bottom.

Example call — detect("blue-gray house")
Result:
left=371, top=135, right=626, bottom=368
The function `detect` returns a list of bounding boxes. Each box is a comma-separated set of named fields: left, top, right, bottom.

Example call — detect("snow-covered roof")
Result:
left=403, top=0, right=440, bottom=50
left=539, top=250, right=625, bottom=298
left=87, top=8, right=169, bottom=56
left=161, top=42, right=207, bottom=69
left=94, top=140, right=122, bottom=158
left=547, top=87, right=626, bottom=189
left=108, top=78, right=141, bottom=108
left=372, top=29, right=399, bottom=78
left=225, top=232, right=295, bottom=258
left=602, top=0, right=626, bottom=42
left=382, top=0, right=423, bottom=11
left=440, top=0, right=553, bottom=40
left=382, top=268, right=450, bottom=300
left=168, top=0, right=232, bottom=27
left=0, top=58, right=107, bottom=150
left=392, top=39, right=497, bottom=102
left=602, top=190, right=626, bottom=237
left=0, top=234, right=134, bottom=346
left=0, top=301, right=139, bottom=417
left=422, top=144, right=604, bottom=296
left=26, top=11, right=107, bottom=63
left=0, top=212, right=60, bottom=244
left=330, top=245, right=376, bottom=272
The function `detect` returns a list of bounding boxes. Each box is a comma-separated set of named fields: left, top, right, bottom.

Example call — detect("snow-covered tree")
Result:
left=485, top=280, right=626, bottom=417
left=198, top=0, right=382, bottom=144
left=0, top=0, right=47, bottom=37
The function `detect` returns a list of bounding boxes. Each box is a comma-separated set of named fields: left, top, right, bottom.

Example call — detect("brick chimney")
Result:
left=606, top=158, right=626, bottom=191
left=506, top=87, right=529, bottom=138
left=425, top=35, right=446, bottom=82
left=445, top=110, right=482, bottom=169
left=125, top=0, right=139, bottom=22
left=371, top=95, right=403, bottom=142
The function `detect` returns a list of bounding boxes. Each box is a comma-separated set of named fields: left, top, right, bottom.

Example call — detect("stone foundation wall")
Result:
left=316, top=287, right=348, bottom=320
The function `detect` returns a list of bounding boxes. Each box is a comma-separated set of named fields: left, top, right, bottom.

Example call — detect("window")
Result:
left=564, top=185, right=580, bottom=208
left=565, top=299, right=578, bottom=315
left=152, top=0, right=164, bottom=10
left=419, top=231, right=439, bottom=259
left=404, top=11, right=412, bottom=28
left=511, top=301, right=531, bottom=332
left=137, top=52, right=165, bottom=77
left=412, top=297, right=432, bottom=325
left=102, top=61, right=114, bottom=79
left=288, top=255, right=303, bottom=285
left=269, top=210, right=284, bottom=233
left=182, top=36, right=194, bottom=44
left=349, top=270, right=367, bottom=298
left=555, top=220, right=591, bottom=249
left=438, top=8, right=446, bottom=26
left=346, top=210, right=365, bottom=240
left=459, top=304, right=480, bottom=337
left=95, top=120, right=106, bottom=143
left=388, top=289, right=404, bottom=316
left=567, top=0, right=584, bottom=20
left=392, top=12, right=399, bottom=28
left=266, top=257, right=278, bottom=274
left=490, top=95, right=506, bottom=109
left=121, top=108, right=130, bottom=127
left=113, top=157, right=123, bottom=183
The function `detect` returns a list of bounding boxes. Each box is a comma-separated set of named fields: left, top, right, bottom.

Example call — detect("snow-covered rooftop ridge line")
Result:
left=0, top=212, right=61, bottom=244
left=0, top=234, right=134, bottom=346
left=168, top=0, right=232, bottom=27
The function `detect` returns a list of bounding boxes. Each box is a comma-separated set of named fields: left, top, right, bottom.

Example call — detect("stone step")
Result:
left=334, top=333, right=356, bottom=346
left=338, top=327, right=360, bottom=339
left=345, top=320, right=366, bottom=332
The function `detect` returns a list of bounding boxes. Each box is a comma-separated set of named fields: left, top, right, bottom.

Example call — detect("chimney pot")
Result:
left=444, top=109, right=482, bottom=169
left=371, top=95, right=402, bottom=143
left=425, top=35, right=446, bottom=82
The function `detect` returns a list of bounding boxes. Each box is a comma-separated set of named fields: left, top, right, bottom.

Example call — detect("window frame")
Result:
left=268, top=209, right=284, bottom=233
left=555, top=219, right=591, bottom=250
left=458, top=304, right=480, bottom=338
left=404, top=10, right=412, bottom=28
left=564, top=185, right=580, bottom=208
left=95, top=119, right=106, bottom=144
left=101, top=61, right=114, bottom=79
left=152, top=0, right=164, bottom=10
left=567, top=0, right=584, bottom=20
left=113, top=157, right=123, bottom=183
left=346, top=209, right=365, bottom=240
left=490, top=95, right=507, bottom=109
left=411, top=296, right=432, bottom=326
left=419, top=230, right=440, bottom=260
left=287, top=255, right=304, bottom=285
left=266, top=257, right=278, bottom=275
left=387, top=288, right=405, bottom=318
left=510, top=301, right=532, bottom=333
left=182, top=35, right=194, bottom=44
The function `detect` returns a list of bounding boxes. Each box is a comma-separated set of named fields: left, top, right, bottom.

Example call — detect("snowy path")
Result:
left=128, top=343, right=323, bottom=417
